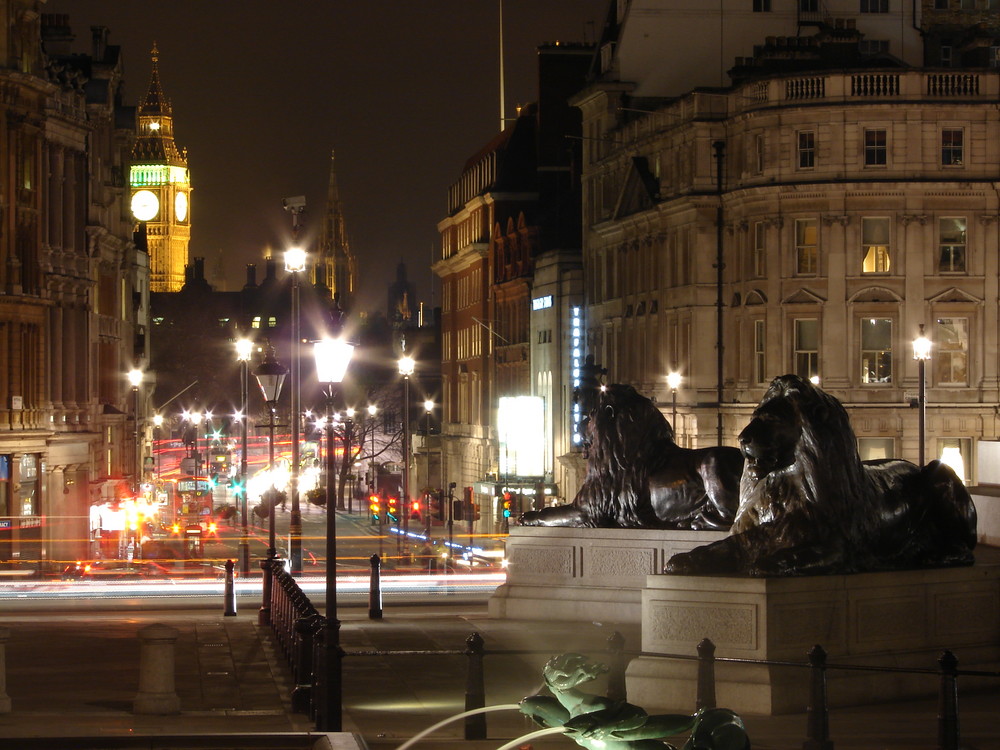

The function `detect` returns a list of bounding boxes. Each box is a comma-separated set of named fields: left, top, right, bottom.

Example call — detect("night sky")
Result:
left=48, top=0, right=610, bottom=315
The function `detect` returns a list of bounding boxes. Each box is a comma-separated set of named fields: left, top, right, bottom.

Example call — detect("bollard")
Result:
left=464, top=632, right=487, bottom=740
left=133, top=623, right=181, bottom=715
left=606, top=631, right=627, bottom=703
left=803, top=644, right=834, bottom=750
left=369, top=554, right=383, bottom=620
left=0, top=627, right=10, bottom=713
left=224, top=559, right=237, bottom=616
left=259, top=556, right=274, bottom=625
left=696, top=638, right=717, bottom=710
left=938, top=650, right=959, bottom=750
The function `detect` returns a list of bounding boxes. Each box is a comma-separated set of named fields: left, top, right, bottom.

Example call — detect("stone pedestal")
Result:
left=133, top=623, right=181, bottom=715
left=489, top=527, right=725, bottom=624
left=627, top=563, right=1000, bottom=715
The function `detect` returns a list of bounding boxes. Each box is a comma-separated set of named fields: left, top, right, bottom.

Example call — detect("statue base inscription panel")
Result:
left=628, top=562, right=1000, bottom=715
left=489, top=527, right=725, bottom=624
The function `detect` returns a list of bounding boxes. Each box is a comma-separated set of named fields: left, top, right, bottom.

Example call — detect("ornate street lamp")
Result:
left=254, top=344, right=287, bottom=625
left=235, top=337, right=253, bottom=575
left=913, top=324, right=932, bottom=466
left=367, top=404, right=378, bottom=496
left=398, top=354, right=415, bottom=545
left=666, top=371, right=681, bottom=437
left=314, top=336, right=355, bottom=733
left=285, top=244, right=307, bottom=575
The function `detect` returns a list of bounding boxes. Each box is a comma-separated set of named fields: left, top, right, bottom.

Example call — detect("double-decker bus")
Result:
left=167, top=476, right=219, bottom=557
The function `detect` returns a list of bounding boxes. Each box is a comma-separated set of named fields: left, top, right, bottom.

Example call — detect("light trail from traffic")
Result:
left=0, top=572, right=506, bottom=601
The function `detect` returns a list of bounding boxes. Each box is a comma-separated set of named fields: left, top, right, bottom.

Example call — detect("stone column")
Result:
left=132, top=623, right=180, bottom=715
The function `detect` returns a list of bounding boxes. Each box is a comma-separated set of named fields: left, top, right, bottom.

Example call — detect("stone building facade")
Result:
left=575, top=2, right=1000, bottom=481
left=0, top=8, right=146, bottom=570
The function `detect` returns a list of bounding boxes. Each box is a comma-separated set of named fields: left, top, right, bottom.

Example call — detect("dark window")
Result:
left=798, top=131, right=815, bottom=169
left=864, top=128, right=887, bottom=166
left=753, top=0, right=772, bottom=10
left=941, top=129, right=963, bottom=166
left=861, top=0, right=889, bottom=11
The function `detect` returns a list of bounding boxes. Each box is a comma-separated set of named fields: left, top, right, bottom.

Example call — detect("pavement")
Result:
left=0, top=592, right=998, bottom=750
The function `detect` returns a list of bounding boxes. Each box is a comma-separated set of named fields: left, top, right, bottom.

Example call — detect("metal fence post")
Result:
left=369, top=554, right=383, bottom=620
left=606, top=631, right=627, bottom=702
left=938, top=650, right=959, bottom=750
left=803, top=644, right=833, bottom=750
left=696, top=638, right=716, bottom=710
left=291, top=614, right=320, bottom=713
left=464, top=632, right=487, bottom=740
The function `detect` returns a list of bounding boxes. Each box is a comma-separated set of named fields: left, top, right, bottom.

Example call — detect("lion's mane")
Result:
left=666, top=374, right=977, bottom=576
left=571, top=384, right=678, bottom=528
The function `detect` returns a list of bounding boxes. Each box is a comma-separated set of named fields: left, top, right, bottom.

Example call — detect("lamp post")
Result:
left=367, top=404, right=377, bottom=495
left=235, top=338, right=253, bottom=575
left=127, top=369, right=143, bottom=492
left=186, top=410, right=204, bottom=476
left=398, top=355, right=415, bottom=548
left=913, top=324, right=931, bottom=467
left=423, top=400, right=434, bottom=536
left=254, top=344, right=287, bottom=625
left=285, top=245, right=307, bottom=575
left=152, top=413, right=163, bottom=483
left=666, top=371, right=681, bottom=438
left=344, top=408, right=355, bottom=512
left=314, top=336, right=355, bottom=733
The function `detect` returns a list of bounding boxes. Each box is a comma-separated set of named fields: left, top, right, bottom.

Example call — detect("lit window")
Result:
left=795, top=218, right=818, bottom=275
left=864, top=128, right=887, bottom=166
left=858, top=437, right=895, bottom=460
left=793, top=319, right=819, bottom=381
left=251, top=316, right=261, bottom=329
left=938, top=218, right=967, bottom=273
left=268, top=317, right=277, bottom=328
left=862, top=218, right=891, bottom=273
left=941, top=129, right=963, bottom=166
left=934, top=318, right=969, bottom=385
left=860, top=318, right=892, bottom=384
left=797, top=131, right=815, bottom=169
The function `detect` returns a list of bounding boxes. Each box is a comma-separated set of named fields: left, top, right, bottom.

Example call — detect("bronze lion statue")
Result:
left=665, top=374, right=978, bottom=576
left=519, top=384, right=743, bottom=530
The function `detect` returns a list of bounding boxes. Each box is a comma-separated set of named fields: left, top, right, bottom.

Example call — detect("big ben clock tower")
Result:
left=130, top=43, right=190, bottom=292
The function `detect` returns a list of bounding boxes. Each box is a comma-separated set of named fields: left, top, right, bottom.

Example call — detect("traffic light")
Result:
left=411, top=498, right=421, bottom=522
left=452, top=498, right=464, bottom=521
left=369, top=494, right=381, bottom=522
left=230, top=474, right=245, bottom=498
left=387, top=496, right=398, bottom=523
left=502, top=492, right=512, bottom=518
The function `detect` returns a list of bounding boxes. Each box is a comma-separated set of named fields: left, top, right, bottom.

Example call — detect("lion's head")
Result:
left=541, top=653, right=609, bottom=692
left=732, top=374, right=872, bottom=540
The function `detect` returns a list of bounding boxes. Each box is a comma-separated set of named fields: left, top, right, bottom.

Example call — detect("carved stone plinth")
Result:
left=627, top=561, right=1000, bottom=715
left=489, top=527, right=725, bottom=624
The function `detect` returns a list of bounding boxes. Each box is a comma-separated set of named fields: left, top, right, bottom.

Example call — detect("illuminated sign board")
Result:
left=531, top=295, right=553, bottom=311
left=498, top=396, right=545, bottom=477
left=570, top=306, right=584, bottom=445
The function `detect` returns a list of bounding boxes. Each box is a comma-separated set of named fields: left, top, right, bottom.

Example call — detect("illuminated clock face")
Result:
left=175, top=191, right=189, bottom=222
left=131, top=190, right=160, bottom=221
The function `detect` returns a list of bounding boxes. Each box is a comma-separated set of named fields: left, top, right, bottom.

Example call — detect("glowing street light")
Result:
left=666, top=371, right=681, bottom=435
left=913, top=324, right=932, bottom=466
left=313, top=336, right=355, bottom=732
left=253, top=343, right=287, bottom=625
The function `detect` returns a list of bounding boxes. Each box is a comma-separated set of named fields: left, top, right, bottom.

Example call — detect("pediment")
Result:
left=849, top=286, right=902, bottom=304
left=927, top=286, right=982, bottom=305
left=744, top=289, right=767, bottom=306
left=781, top=288, right=826, bottom=305
left=613, top=156, right=660, bottom=220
